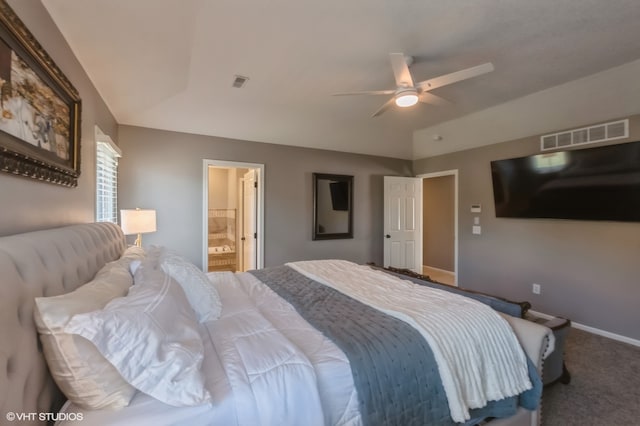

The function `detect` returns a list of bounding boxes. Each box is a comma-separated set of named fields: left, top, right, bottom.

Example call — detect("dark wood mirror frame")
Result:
left=313, top=173, right=353, bottom=240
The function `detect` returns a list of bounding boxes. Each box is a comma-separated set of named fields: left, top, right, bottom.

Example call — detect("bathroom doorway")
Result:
left=203, top=160, right=264, bottom=272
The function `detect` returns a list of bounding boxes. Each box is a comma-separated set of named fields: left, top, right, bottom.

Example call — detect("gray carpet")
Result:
left=541, top=328, right=640, bottom=426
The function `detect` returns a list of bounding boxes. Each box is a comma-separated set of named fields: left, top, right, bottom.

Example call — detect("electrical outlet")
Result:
left=532, top=283, right=541, bottom=295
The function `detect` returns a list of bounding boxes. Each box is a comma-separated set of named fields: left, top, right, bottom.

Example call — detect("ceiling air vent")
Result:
left=540, top=119, right=629, bottom=151
left=232, top=75, right=249, bottom=88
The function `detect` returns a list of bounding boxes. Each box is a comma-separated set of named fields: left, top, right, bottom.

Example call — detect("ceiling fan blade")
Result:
left=371, top=97, right=396, bottom=118
left=332, top=89, right=396, bottom=96
left=389, top=53, right=414, bottom=88
left=417, top=62, right=494, bottom=92
left=419, top=92, right=452, bottom=106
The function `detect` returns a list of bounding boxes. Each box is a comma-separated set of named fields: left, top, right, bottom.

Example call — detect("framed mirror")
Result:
left=313, top=173, right=353, bottom=240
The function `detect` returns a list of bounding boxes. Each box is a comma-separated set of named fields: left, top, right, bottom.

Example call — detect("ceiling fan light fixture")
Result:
left=334, top=53, right=494, bottom=117
left=395, top=93, right=419, bottom=107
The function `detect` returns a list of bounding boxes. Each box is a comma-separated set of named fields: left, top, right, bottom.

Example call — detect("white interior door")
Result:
left=241, top=170, right=256, bottom=271
left=384, top=176, right=422, bottom=273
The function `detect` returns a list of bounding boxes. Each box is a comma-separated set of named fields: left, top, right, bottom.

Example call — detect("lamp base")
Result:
left=134, top=233, right=142, bottom=247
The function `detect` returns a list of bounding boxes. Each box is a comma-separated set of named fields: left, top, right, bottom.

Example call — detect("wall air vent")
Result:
left=232, top=75, right=249, bottom=88
left=540, top=119, right=628, bottom=151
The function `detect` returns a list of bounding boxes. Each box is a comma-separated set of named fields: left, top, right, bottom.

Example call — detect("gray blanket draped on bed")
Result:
left=250, top=266, right=541, bottom=426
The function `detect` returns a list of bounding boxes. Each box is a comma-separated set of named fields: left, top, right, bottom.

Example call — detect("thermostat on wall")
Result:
left=470, top=204, right=482, bottom=213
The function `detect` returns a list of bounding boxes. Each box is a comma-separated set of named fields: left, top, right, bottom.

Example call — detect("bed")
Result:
left=0, top=223, right=554, bottom=426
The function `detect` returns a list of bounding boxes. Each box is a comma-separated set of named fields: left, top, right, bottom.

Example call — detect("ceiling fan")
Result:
left=333, top=53, right=494, bottom=117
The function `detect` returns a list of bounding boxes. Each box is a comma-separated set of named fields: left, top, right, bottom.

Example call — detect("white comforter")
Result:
left=57, top=261, right=539, bottom=425
left=288, top=260, right=533, bottom=423
left=210, top=272, right=361, bottom=426
left=57, top=271, right=361, bottom=426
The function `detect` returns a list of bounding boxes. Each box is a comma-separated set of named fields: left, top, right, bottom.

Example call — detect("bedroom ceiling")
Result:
left=41, top=0, right=640, bottom=160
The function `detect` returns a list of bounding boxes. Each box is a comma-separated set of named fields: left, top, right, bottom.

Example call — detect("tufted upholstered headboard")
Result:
left=0, top=223, right=125, bottom=424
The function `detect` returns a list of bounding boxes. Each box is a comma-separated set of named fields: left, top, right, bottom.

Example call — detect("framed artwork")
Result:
left=0, top=0, right=81, bottom=187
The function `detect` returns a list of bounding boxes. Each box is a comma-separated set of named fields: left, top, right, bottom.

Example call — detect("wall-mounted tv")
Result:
left=490, top=141, right=640, bottom=222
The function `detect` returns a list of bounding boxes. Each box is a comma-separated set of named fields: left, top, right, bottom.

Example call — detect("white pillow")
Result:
left=156, top=248, right=222, bottom=322
left=33, top=247, right=144, bottom=409
left=65, top=263, right=211, bottom=407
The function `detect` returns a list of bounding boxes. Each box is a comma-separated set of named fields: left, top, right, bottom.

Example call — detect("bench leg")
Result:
left=559, top=362, right=571, bottom=385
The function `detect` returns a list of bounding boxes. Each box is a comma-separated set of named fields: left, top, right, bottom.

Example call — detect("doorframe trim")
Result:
left=202, top=159, right=265, bottom=271
left=416, top=169, right=458, bottom=286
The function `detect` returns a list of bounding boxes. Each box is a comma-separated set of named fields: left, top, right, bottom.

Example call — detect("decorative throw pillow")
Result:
left=156, top=247, right=222, bottom=322
left=33, top=247, right=144, bottom=409
left=65, top=262, right=211, bottom=407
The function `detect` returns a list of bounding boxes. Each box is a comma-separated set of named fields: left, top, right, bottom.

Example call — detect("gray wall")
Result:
left=414, top=115, right=640, bottom=340
left=423, top=175, right=455, bottom=271
left=0, top=1, right=118, bottom=236
left=118, top=125, right=411, bottom=269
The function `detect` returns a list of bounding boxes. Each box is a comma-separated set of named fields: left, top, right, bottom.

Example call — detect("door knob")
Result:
left=385, top=234, right=391, bottom=238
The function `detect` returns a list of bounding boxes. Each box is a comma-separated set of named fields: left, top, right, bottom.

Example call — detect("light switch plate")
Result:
left=474, top=217, right=480, bottom=225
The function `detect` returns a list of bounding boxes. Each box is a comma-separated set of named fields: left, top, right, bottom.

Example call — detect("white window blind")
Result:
left=96, top=137, right=122, bottom=223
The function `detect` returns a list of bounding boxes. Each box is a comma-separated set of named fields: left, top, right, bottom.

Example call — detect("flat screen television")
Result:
left=490, top=141, right=640, bottom=222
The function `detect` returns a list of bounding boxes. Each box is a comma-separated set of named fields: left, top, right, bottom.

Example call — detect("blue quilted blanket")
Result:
left=250, top=266, right=540, bottom=425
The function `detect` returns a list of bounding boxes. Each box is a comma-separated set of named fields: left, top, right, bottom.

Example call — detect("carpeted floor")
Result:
left=541, top=328, right=640, bottom=426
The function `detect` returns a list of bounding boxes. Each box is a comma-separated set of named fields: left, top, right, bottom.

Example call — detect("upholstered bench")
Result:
left=525, top=314, right=571, bottom=385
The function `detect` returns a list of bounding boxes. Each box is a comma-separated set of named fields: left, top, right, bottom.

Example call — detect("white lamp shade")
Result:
left=120, top=209, right=157, bottom=235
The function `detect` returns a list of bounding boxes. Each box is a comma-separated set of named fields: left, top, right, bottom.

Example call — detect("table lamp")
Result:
left=120, top=208, right=157, bottom=247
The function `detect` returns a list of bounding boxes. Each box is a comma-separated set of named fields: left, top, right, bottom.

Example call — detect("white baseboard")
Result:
left=528, top=309, right=640, bottom=348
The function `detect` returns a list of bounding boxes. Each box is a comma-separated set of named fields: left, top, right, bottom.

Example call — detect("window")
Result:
left=95, top=128, right=122, bottom=223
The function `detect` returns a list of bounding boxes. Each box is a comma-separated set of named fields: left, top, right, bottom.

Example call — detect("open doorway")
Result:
left=382, top=171, right=458, bottom=286
left=419, top=170, right=458, bottom=286
left=203, top=160, right=264, bottom=272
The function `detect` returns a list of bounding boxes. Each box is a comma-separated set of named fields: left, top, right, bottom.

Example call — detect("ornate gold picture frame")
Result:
left=0, top=0, right=81, bottom=187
